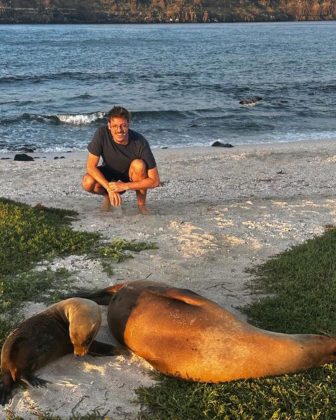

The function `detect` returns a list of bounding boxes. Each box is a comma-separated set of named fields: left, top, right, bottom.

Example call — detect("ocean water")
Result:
left=0, top=22, right=335, bottom=152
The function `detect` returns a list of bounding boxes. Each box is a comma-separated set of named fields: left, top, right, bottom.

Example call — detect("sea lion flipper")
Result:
left=0, top=377, right=13, bottom=406
left=88, top=340, right=128, bottom=357
left=20, top=375, right=50, bottom=388
left=146, top=287, right=207, bottom=306
left=64, top=284, right=126, bottom=305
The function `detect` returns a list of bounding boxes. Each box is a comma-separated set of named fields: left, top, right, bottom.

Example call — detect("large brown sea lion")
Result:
left=0, top=297, right=120, bottom=405
left=78, top=280, right=336, bottom=383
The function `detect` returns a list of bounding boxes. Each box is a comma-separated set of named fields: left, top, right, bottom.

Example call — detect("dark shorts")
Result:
left=98, top=165, right=130, bottom=183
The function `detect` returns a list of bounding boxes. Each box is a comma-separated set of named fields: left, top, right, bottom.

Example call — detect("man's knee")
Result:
left=129, top=159, right=147, bottom=180
left=82, top=174, right=96, bottom=192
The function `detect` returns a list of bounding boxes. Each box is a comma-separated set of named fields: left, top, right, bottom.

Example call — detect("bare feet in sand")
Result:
left=102, top=195, right=149, bottom=215
left=101, top=195, right=111, bottom=212
left=138, top=204, right=150, bottom=215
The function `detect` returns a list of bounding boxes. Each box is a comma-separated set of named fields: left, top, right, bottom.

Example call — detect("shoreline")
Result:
left=1, top=136, right=336, bottom=157
left=1, top=138, right=336, bottom=418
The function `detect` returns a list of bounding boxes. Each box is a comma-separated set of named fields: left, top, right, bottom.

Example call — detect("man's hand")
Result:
left=108, top=181, right=127, bottom=193
left=107, top=190, right=122, bottom=207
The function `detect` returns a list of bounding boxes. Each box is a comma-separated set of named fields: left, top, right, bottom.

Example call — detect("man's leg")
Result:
left=82, top=174, right=110, bottom=211
left=128, top=159, right=149, bottom=215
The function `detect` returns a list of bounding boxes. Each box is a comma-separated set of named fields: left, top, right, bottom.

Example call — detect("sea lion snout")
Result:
left=73, top=346, right=90, bottom=357
left=70, top=329, right=96, bottom=357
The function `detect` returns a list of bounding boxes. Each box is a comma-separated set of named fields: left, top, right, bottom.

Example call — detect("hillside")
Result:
left=0, top=0, right=335, bottom=23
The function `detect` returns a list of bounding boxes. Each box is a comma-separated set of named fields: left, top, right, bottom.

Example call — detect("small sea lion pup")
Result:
left=79, top=280, right=336, bottom=383
left=0, top=297, right=119, bottom=405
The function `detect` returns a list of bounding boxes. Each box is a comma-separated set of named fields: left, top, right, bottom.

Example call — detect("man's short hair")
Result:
left=107, top=106, right=130, bottom=122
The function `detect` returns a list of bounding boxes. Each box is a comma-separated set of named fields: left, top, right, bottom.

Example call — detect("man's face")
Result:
left=108, top=117, right=129, bottom=145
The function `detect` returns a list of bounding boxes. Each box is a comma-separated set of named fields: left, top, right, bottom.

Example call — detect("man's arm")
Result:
left=86, top=152, right=122, bottom=207
left=86, top=153, right=109, bottom=190
left=109, top=167, right=160, bottom=193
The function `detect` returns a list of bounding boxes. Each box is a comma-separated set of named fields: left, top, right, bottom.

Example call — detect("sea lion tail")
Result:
left=64, top=283, right=125, bottom=305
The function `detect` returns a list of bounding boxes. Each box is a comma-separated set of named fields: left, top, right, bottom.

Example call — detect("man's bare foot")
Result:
left=101, top=195, right=111, bottom=212
left=138, top=204, right=150, bottom=215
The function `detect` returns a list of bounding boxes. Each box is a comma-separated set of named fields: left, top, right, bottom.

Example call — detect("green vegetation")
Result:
left=244, top=228, right=336, bottom=335
left=0, top=198, right=99, bottom=276
left=0, top=198, right=156, bottom=347
left=136, top=227, right=336, bottom=419
left=98, top=238, right=157, bottom=275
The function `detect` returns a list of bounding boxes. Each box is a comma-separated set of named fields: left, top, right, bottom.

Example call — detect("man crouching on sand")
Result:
left=82, top=106, right=160, bottom=215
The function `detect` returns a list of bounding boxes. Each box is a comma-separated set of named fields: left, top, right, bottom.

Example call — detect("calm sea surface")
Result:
left=0, top=22, right=335, bottom=152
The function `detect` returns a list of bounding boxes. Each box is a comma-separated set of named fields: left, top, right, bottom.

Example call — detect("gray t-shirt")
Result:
left=88, top=126, right=156, bottom=178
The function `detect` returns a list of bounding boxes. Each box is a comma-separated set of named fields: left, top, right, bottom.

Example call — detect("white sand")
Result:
left=1, top=140, right=336, bottom=418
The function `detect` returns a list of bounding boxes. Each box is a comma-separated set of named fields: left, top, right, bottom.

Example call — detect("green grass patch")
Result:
left=137, top=365, right=336, bottom=419
left=0, top=198, right=99, bottom=276
left=243, top=228, right=336, bottom=335
left=136, top=227, right=336, bottom=418
left=98, top=238, right=157, bottom=275
left=0, top=268, right=72, bottom=313
left=99, top=238, right=158, bottom=263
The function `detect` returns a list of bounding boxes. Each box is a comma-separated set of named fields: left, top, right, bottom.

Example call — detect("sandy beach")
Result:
left=1, top=139, right=336, bottom=418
